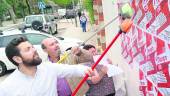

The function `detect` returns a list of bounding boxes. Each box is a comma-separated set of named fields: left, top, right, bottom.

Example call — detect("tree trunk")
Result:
left=12, top=5, right=16, bottom=15
left=2, top=0, right=17, bottom=24
left=0, top=19, right=3, bottom=27
left=26, top=0, right=32, bottom=14
left=29, top=0, right=36, bottom=14
left=8, top=8, right=17, bottom=24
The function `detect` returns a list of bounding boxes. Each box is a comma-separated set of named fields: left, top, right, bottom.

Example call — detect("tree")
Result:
left=4, top=0, right=17, bottom=24
left=0, top=0, right=9, bottom=26
left=17, top=0, right=27, bottom=18
left=83, top=0, right=94, bottom=24
left=52, top=0, right=78, bottom=8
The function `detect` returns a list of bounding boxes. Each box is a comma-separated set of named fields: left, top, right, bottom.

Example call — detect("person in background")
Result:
left=72, top=45, right=116, bottom=96
left=71, top=46, right=94, bottom=64
left=41, top=38, right=91, bottom=96
left=78, top=10, right=82, bottom=20
left=83, top=44, right=98, bottom=55
left=0, top=36, right=96, bottom=96
left=41, top=38, right=72, bottom=96
left=80, top=13, right=87, bottom=32
left=84, top=44, right=127, bottom=96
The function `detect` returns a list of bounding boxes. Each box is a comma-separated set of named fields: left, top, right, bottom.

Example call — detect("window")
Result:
left=48, top=15, right=55, bottom=21
left=0, top=33, right=50, bottom=47
left=25, top=16, right=44, bottom=24
left=0, top=35, right=24, bottom=47
left=0, top=37, right=4, bottom=47
left=45, top=15, right=50, bottom=22
left=25, top=33, right=49, bottom=45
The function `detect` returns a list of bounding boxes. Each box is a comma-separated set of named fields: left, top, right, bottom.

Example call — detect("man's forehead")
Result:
left=42, top=38, right=58, bottom=45
left=17, top=41, right=32, bottom=49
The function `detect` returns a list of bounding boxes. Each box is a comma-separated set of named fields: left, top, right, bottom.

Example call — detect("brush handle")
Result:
left=71, top=31, right=123, bottom=96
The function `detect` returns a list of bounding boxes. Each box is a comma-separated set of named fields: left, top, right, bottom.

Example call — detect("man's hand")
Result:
left=84, top=67, right=97, bottom=80
left=85, top=67, right=93, bottom=76
left=101, top=65, right=108, bottom=75
left=85, top=68, right=99, bottom=81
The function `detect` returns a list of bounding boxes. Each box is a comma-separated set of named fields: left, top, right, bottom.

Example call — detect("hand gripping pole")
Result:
left=71, top=19, right=133, bottom=96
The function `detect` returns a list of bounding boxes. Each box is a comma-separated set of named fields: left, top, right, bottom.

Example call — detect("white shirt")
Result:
left=80, top=16, right=87, bottom=23
left=0, top=62, right=88, bottom=96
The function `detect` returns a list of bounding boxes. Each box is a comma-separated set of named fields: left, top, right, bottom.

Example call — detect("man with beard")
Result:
left=0, top=36, right=95, bottom=96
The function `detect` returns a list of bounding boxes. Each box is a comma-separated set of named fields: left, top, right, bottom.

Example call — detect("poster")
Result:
left=121, top=0, right=170, bottom=95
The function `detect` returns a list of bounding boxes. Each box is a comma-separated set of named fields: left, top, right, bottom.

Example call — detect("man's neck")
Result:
left=18, top=65, right=37, bottom=77
left=48, top=55, right=60, bottom=63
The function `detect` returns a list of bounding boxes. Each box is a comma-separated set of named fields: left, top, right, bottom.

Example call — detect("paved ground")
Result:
left=0, top=19, right=23, bottom=31
left=57, top=18, right=97, bottom=45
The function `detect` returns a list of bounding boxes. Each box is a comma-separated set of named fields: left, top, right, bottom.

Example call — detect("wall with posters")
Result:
left=102, top=0, right=140, bottom=96
left=121, top=0, right=170, bottom=95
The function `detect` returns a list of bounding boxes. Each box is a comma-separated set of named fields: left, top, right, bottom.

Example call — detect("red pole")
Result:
left=71, top=31, right=123, bottom=96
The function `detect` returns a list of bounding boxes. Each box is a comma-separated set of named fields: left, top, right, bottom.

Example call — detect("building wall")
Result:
left=101, top=0, right=140, bottom=96
left=101, top=0, right=170, bottom=96
left=93, top=0, right=106, bottom=51
left=127, top=0, right=170, bottom=96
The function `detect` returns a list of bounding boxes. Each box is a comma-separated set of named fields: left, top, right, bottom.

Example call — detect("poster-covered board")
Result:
left=121, top=0, right=170, bottom=95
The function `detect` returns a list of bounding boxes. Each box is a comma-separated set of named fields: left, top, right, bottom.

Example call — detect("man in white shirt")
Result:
left=0, top=36, right=94, bottom=96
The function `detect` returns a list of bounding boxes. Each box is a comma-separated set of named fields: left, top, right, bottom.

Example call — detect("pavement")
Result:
left=57, top=18, right=97, bottom=45
left=0, top=19, right=24, bottom=31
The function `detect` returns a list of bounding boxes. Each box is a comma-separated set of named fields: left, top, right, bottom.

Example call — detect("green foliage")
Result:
left=6, top=0, right=14, bottom=5
left=16, top=4, right=27, bottom=18
left=52, top=0, right=78, bottom=8
left=52, top=0, right=71, bottom=7
left=16, top=0, right=28, bottom=18
left=0, top=0, right=9, bottom=18
left=83, top=0, right=94, bottom=24
left=5, top=0, right=28, bottom=18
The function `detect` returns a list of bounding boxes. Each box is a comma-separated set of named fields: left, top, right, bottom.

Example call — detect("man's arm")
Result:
left=45, top=62, right=92, bottom=78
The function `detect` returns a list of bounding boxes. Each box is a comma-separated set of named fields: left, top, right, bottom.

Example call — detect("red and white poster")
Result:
left=121, top=0, right=170, bottom=95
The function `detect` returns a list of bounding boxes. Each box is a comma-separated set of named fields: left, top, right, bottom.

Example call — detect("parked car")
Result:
left=53, top=12, right=62, bottom=19
left=65, top=9, right=77, bottom=19
left=24, top=14, right=58, bottom=34
left=58, top=9, right=66, bottom=18
left=0, top=28, right=83, bottom=76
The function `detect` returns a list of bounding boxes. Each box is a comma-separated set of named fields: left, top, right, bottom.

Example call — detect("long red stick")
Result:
left=71, top=30, right=123, bottom=96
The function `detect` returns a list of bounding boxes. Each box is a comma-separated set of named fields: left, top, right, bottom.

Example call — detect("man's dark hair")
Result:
left=5, top=36, right=28, bottom=66
left=83, top=44, right=96, bottom=50
left=41, top=43, right=46, bottom=49
left=65, top=47, right=72, bottom=51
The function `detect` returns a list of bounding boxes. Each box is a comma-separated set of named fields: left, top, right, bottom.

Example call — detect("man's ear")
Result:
left=12, top=56, right=22, bottom=64
left=43, top=48, right=47, bottom=53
